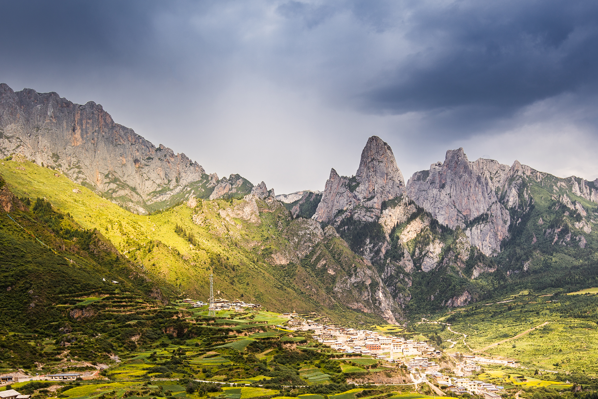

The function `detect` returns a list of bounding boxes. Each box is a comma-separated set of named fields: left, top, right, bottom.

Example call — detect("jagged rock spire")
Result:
left=355, top=136, right=405, bottom=209
left=314, top=136, right=405, bottom=224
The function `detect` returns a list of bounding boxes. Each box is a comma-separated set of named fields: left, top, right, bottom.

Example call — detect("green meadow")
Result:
left=414, top=290, right=598, bottom=378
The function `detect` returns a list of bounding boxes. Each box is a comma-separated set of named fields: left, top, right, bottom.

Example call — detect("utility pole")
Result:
left=208, top=272, right=215, bottom=317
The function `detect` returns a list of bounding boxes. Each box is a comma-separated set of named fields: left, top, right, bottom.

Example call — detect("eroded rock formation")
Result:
left=314, top=136, right=405, bottom=224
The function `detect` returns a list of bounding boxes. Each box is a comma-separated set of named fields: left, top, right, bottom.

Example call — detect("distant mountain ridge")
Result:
left=0, top=84, right=253, bottom=213
left=2, top=83, right=598, bottom=321
left=310, top=135, right=598, bottom=312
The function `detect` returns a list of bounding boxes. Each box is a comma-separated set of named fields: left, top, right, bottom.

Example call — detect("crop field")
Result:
left=218, top=387, right=279, bottom=399
left=340, top=363, right=367, bottom=373
left=0, top=303, right=423, bottom=398
left=61, top=382, right=145, bottom=398
left=373, top=325, right=403, bottom=335
left=298, top=395, right=325, bottom=399
left=300, top=368, right=331, bottom=383
left=74, top=297, right=104, bottom=306
left=348, top=358, right=379, bottom=366
left=478, top=369, right=572, bottom=390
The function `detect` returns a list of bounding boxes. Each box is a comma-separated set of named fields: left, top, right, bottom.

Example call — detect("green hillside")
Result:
left=413, top=289, right=598, bottom=379
left=0, top=158, right=390, bottom=326
left=0, top=175, right=171, bottom=371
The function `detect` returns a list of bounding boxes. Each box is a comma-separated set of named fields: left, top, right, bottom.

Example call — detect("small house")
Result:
left=47, top=373, right=81, bottom=381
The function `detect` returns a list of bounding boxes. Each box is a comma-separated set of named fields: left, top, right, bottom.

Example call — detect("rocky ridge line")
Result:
left=0, top=83, right=253, bottom=214
left=314, top=136, right=405, bottom=224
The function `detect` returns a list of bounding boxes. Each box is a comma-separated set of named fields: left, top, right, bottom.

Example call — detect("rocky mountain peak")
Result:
left=0, top=83, right=253, bottom=213
left=356, top=136, right=405, bottom=186
left=251, top=181, right=274, bottom=199
left=443, top=147, right=472, bottom=177
left=314, top=136, right=405, bottom=224
left=354, top=136, right=405, bottom=208
left=445, top=147, right=468, bottom=162
left=407, top=148, right=510, bottom=256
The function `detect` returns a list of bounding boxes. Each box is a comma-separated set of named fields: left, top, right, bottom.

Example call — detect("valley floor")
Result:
left=3, top=296, right=598, bottom=399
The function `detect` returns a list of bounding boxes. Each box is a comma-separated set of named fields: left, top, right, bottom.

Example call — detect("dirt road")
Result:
left=475, top=322, right=549, bottom=353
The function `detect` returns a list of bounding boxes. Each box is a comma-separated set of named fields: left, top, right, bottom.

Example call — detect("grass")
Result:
left=74, top=297, right=103, bottom=306
left=217, top=339, right=254, bottom=351
left=0, top=159, right=387, bottom=326
left=300, top=368, right=331, bottom=383
left=218, top=387, right=279, bottom=399
left=340, top=364, right=367, bottom=373
left=567, top=287, right=598, bottom=295
left=373, top=325, right=403, bottom=335
left=349, top=358, right=378, bottom=366
left=478, top=370, right=572, bottom=390
left=413, top=291, right=598, bottom=377
left=61, top=382, right=144, bottom=398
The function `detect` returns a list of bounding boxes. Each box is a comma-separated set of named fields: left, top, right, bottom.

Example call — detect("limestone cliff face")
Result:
left=0, top=84, right=251, bottom=213
left=250, top=181, right=274, bottom=200
left=568, top=176, right=598, bottom=203
left=276, top=190, right=322, bottom=219
left=303, top=226, right=402, bottom=324
left=407, top=149, right=510, bottom=256
left=314, top=136, right=405, bottom=224
left=313, top=168, right=357, bottom=223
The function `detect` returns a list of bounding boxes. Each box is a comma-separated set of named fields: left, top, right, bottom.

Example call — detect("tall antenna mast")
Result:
left=208, top=272, right=215, bottom=317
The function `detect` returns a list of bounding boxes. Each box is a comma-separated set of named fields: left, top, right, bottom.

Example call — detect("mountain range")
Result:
left=1, top=83, right=598, bottom=324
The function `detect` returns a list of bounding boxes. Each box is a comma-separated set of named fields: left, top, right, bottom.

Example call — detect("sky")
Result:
left=1, top=0, right=598, bottom=194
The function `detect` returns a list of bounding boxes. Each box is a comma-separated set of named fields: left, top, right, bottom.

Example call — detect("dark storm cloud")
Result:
left=0, top=1, right=156, bottom=65
left=361, top=1, right=598, bottom=133
left=1, top=0, right=597, bottom=191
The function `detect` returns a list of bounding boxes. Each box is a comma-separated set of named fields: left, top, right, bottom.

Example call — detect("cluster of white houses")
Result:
left=0, top=373, right=83, bottom=399
left=0, top=373, right=81, bottom=385
left=287, top=320, right=440, bottom=360
left=436, top=377, right=503, bottom=399
left=0, top=390, right=29, bottom=399
left=287, top=319, right=505, bottom=399
left=183, top=298, right=261, bottom=312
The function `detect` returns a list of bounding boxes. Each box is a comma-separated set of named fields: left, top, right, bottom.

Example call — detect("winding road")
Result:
left=474, top=322, right=549, bottom=353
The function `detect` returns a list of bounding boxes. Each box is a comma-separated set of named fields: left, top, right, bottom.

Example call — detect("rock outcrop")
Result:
left=444, top=291, right=472, bottom=307
left=250, top=181, right=274, bottom=200
left=407, top=149, right=510, bottom=256
left=314, top=136, right=405, bottom=224
left=276, top=190, right=322, bottom=219
left=209, top=174, right=254, bottom=200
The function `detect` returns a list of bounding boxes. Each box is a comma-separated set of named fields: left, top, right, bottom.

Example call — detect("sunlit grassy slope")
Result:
left=414, top=290, right=598, bottom=377
left=0, top=159, right=385, bottom=325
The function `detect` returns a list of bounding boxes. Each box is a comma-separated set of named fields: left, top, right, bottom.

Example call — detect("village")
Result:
left=0, top=299, right=519, bottom=399
left=0, top=373, right=85, bottom=399
left=286, top=317, right=510, bottom=399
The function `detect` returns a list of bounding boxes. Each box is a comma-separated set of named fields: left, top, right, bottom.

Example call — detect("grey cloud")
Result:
left=362, top=1, right=598, bottom=119
left=1, top=0, right=597, bottom=193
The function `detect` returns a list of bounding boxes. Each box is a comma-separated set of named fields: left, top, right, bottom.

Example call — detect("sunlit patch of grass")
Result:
left=567, top=287, right=598, bottom=295
left=340, top=363, right=367, bottom=373
left=74, top=296, right=103, bottom=306
left=349, top=358, right=378, bottom=366
left=217, top=339, right=254, bottom=351
left=300, top=368, right=331, bottom=384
